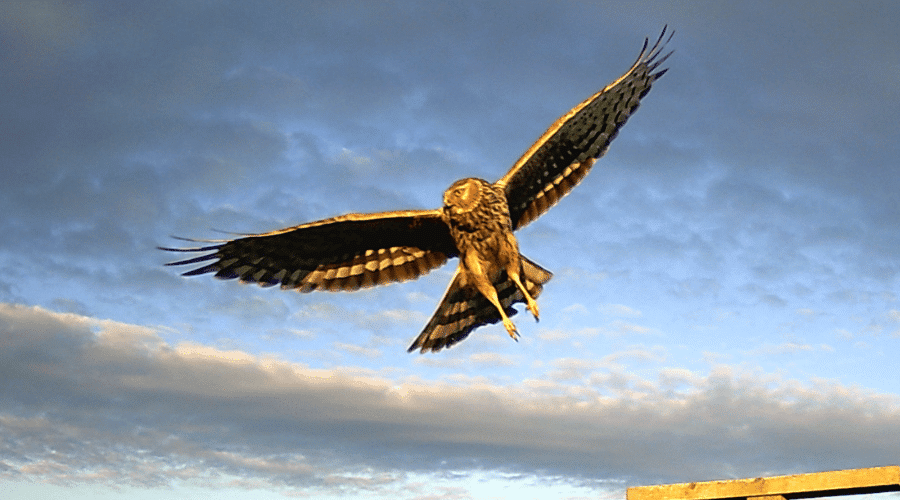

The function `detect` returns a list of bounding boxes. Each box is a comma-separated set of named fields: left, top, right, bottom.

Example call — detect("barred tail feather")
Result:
left=408, top=255, right=552, bottom=353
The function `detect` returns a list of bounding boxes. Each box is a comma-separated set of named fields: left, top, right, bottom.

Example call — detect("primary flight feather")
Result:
left=162, top=28, right=673, bottom=353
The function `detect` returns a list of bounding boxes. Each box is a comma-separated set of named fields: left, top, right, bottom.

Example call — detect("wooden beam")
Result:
left=627, top=466, right=900, bottom=500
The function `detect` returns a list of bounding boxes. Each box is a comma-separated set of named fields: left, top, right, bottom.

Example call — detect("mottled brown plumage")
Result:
left=162, top=28, right=673, bottom=353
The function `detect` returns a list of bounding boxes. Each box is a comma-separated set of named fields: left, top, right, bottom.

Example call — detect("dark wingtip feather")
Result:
left=157, top=244, right=222, bottom=253
left=163, top=252, right=220, bottom=267
left=638, top=34, right=650, bottom=58
left=644, top=27, right=674, bottom=81
left=168, top=234, right=230, bottom=244
left=159, top=237, right=224, bottom=272
left=650, top=25, right=674, bottom=54
left=181, top=264, right=222, bottom=276
left=647, top=26, right=674, bottom=61
left=158, top=234, right=225, bottom=255
left=628, top=26, right=674, bottom=79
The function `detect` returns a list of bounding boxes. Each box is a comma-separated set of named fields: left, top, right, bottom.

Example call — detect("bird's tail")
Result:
left=407, top=255, right=552, bottom=353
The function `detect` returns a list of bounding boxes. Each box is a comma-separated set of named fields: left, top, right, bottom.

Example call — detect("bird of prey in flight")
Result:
left=162, top=28, right=673, bottom=353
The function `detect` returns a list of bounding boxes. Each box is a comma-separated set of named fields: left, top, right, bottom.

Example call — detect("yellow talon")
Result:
left=526, top=299, right=540, bottom=321
left=502, top=318, right=518, bottom=341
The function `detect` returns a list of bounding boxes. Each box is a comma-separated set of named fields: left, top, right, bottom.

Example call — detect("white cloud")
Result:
left=547, top=357, right=602, bottom=381
left=603, top=347, right=667, bottom=365
left=468, top=352, right=518, bottom=366
left=603, top=320, right=656, bottom=338
left=658, top=367, right=700, bottom=389
left=334, top=342, right=383, bottom=359
left=750, top=342, right=817, bottom=356
left=561, top=303, right=589, bottom=315
left=599, top=303, right=643, bottom=318
left=2, top=302, right=899, bottom=496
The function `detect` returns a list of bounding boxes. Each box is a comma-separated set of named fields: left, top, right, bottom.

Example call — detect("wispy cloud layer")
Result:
left=2, top=304, right=897, bottom=496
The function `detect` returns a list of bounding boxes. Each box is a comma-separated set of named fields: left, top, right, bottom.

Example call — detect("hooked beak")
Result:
left=444, top=203, right=463, bottom=215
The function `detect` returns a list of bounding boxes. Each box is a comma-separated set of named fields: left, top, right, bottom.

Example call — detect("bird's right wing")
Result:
left=161, top=209, right=457, bottom=292
left=408, top=255, right=552, bottom=353
left=497, top=27, right=673, bottom=230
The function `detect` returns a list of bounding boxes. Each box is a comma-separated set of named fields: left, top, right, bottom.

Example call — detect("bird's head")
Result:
left=443, top=178, right=483, bottom=215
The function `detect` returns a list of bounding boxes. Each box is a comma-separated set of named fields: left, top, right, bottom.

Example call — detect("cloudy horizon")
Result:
left=2, top=1, right=899, bottom=499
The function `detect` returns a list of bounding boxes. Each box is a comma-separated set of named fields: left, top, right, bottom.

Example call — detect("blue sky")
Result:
left=1, top=1, right=899, bottom=498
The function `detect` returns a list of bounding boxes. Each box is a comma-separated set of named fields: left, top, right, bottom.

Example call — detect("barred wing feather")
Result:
left=162, top=210, right=457, bottom=293
left=498, top=27, right=673, bottom=230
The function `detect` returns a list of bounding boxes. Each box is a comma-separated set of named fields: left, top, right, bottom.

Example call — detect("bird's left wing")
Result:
left=497, top=27, right=673, bottom=230
left=161, top=209, right=457, bottom=292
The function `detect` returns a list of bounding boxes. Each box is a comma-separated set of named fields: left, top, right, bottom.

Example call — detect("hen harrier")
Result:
left=163, top=28, right=672, bottom=353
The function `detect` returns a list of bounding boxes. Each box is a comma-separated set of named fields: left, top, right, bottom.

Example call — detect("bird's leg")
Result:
left=463, top=254, right=519, bottom=340
left=508, top=269, right=539, bottom=321
left=503, top=234, right=539, bottom=321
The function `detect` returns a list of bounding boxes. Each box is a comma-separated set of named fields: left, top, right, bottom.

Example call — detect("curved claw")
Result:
left=526, top=299, right=540, bottom=322
left=502, top=317, right=519, bottom=341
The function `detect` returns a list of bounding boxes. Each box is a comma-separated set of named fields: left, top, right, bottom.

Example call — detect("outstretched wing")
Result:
left=161, top=209, right=457, bottom=292
left=497, top=27, right=673, bottom=230
left=408, top=255, right=552, bottom=353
